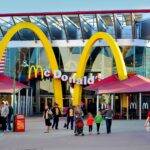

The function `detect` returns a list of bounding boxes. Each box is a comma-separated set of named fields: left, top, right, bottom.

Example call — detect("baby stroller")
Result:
left=74, top=116, right=84, bottom=136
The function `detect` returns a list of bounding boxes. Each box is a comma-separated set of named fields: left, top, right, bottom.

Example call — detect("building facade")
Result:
left=0, top=10, right=150, bottom=118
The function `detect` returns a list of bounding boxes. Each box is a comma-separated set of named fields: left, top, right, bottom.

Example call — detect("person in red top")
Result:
left=86, top=113, right=94, bottom=134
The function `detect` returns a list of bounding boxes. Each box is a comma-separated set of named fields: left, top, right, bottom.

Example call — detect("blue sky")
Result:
left=0, top=0, right=150, bottom=13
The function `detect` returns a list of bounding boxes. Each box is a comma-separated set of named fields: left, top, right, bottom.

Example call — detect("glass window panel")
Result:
left=62, top=15, right=81, bottom=39
left=80, top=14, right=98, bottom=39
left=134, top=13, right=149, bottom=40
left=0, top=17, right=14, bottom=28
left=0, top=17, right=20, bottom=40
left=145, top=47, right=150, bottom=77
left=67, top=15, right=82, bottom=39
left=13, top=17, right=35, bottom=40
left=123, top=46, right=134, bottom=73
left=101, top=14, right=115, bottom=38
left=85, top=46, right=113, bottom=78
left=59, top=47, right=83, bottom=72
left=135, top=46, right=145, bottom=76
left=96, top=14, right=107, bottom=32
left=46, top=15, right=66, bottom=40
left=30, top=16, right=50, bottom=39
left=0, top=28, right=3, bottom=39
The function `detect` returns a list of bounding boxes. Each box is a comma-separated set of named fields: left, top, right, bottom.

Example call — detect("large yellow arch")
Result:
left=73, top=32, right=128, bottom=106
left=0, top=22, right=63, bottom=109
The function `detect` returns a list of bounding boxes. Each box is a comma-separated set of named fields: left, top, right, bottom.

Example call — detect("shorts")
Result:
left=45, top=119, right=51, bottom=126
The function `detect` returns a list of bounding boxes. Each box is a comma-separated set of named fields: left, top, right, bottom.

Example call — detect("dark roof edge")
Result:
left=0, top=9, right=150, bottom=17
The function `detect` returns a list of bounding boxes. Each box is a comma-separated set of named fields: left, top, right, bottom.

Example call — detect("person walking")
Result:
left=1, top=101, right=9, bottom=133
left=95, top=111, right=103, bottom=134
left=104, top=105, right=114, bottom=134
left=81, top=101, right=86, bottom=118
left=6, top=101, right=13, bottom=131
left=86, top=113, right=94, bottom=134
left=66, top=106, right=74, bottom=130
left=43, top=105, right=52, bottom=133
left=52, top=103, right=61, bottom=130
left=144, top=110, right=150, bottom=132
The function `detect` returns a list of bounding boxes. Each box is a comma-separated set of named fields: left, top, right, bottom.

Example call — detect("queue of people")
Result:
left=0, top=101, right=13, bottom=133
left=43, top=103, right=114, bottom=135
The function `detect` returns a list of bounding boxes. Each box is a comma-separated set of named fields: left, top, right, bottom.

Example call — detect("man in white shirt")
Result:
left=1, top=101, right=9, bottom=132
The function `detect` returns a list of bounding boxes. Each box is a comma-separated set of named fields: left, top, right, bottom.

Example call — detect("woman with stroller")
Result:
left=74, top=112, right=84, bottom=136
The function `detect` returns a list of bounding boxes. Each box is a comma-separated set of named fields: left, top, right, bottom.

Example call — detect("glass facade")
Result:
left=0, top=13, right=149, bottom=41
left=1, top=12, right=150, bottom=117
left=5, top=46, right=150, bottom=99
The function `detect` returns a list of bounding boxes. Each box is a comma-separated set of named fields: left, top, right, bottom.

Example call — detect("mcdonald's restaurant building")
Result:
left=1, top=10, right=150, bottom=119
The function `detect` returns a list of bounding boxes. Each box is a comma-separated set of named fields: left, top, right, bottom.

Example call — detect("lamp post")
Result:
left=12, top=53, right=17, bottom=114
left=12, top=52, right=29, bottom=115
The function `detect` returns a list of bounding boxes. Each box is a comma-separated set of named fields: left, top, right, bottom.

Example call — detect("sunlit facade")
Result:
left=0, top=10, right=150, bottom=118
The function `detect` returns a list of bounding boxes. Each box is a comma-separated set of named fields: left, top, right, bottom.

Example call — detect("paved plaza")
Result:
left=0, top=117, right=149, bottom=150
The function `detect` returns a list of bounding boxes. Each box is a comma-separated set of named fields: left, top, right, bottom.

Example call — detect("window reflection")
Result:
left=135, top=46, right=145, bottom=76
left=124, top=47, right=134, bottom=73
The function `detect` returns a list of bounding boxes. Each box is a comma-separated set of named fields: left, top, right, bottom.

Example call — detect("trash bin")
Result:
left=13, top=115, right=25, bottom=132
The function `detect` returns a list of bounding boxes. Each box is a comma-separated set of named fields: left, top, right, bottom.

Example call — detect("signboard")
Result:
left=28, top=65, right=101, bottom=85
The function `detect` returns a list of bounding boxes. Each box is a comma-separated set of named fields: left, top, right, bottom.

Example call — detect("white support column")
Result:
left=111, top=94, right=114, bottom=110
left=36, top=81, right=40, bottom=113
left=139, top=93, right=142, bottom=120
left=120, top=95, right=123, bottom=117
left=30, top=88, right=33, bottom=115
left=96, top=94, right=100, bottom=115
left=11, top=95, right=13, bottom=107
left=26, top=88, right=29, bottom=116
left=18, top=90, right=21, bottom=114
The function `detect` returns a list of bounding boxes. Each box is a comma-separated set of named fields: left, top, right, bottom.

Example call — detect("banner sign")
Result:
left=28, top=65, right=101, bottom=85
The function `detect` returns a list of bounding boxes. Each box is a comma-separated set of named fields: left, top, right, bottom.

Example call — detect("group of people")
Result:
left=43, top=103, right=61, bottom=133
left=0, top=101, right=13, bottom=133
left=43, top=103, right=114, bottom=135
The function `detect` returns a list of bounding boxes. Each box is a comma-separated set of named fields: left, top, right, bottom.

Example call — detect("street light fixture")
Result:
left=12, top=54, right=29, bottom=114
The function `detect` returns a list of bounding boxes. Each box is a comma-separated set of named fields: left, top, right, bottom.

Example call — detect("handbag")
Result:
left=48, top=114, right=53, bottom=120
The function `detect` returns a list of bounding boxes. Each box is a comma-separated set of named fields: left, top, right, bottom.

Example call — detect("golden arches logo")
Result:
left=28, top=65, right=44, bottom=79
left=0, top=22, right=63, bottom=108
left=72, top=32, right=128, bottom=106
left=0, top=22, right=127, bottom=109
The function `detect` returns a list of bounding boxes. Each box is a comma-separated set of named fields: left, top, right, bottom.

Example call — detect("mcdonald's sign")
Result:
left=129, top=102, right=137, bottom=109
left=28, top=65, right=44, bottom=79
left=142, top=102, right=149, bottom=109
left=0, top=22, right=127, bottom=109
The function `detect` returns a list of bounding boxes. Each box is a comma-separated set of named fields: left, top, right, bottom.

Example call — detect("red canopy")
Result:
left=0, top=74, right=27, bottom=93
left=85, top=74, right=150, bottom=94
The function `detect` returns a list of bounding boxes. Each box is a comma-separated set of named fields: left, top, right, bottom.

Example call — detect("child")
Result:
left=95, top=111, right=103, bottom=134
left=86, top=113, right=94, bottom=134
